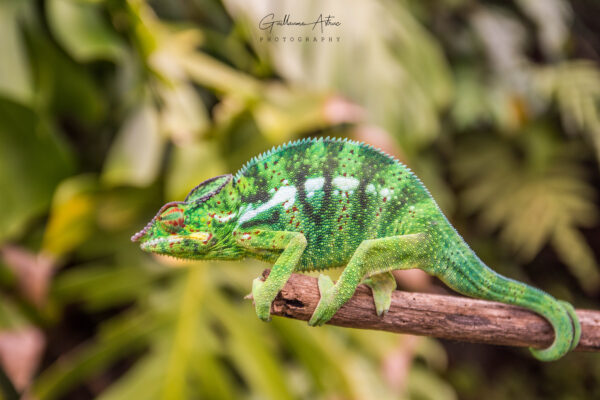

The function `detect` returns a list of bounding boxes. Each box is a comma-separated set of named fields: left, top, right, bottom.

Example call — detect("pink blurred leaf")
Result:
left=1, top=245, right=55, bottom=306
left=0, top=327, right=45, bottom=392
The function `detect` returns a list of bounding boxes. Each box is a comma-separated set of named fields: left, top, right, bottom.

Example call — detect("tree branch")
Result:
left=259, top=270, right=600, bottom=351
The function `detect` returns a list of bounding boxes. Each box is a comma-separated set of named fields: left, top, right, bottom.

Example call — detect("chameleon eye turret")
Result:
left=133, top=137, right=581, bottom=361
left=158, top=205, right=186, bottom=234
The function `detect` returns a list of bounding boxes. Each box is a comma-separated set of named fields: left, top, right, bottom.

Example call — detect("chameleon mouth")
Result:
left=140, top=236, right=182, bottom=250
left=139, top=232, right=213, bottom=251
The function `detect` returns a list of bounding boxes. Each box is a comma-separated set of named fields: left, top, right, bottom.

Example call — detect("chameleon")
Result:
left=132, top=137, right=580, bottom=361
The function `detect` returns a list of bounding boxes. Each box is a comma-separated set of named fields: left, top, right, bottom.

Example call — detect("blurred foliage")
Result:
left=0, top=0, right=599, bottom=399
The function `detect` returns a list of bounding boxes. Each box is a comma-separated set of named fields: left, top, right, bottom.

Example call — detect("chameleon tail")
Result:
left=435, top=251, right=579, bottom=361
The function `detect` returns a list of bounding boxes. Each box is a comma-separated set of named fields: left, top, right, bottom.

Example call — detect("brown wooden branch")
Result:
left=258, top=270, right=600, bottom=352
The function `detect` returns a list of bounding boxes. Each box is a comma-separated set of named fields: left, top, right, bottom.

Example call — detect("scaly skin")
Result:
left=132, top=137, right=580, bottom=361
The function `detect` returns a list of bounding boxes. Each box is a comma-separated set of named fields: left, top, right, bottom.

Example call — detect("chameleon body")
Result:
left=132, top=137, right=580, bottom=361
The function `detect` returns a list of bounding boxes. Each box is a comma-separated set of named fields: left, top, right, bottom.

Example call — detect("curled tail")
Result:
left=435, top=250, right=580, bottom=361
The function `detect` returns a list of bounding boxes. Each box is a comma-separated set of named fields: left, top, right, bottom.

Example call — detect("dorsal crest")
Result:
left=185, top=174, right=233, bottom=203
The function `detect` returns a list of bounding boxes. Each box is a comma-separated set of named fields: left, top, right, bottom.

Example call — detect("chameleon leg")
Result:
left=309, top=233, right=426, bottom=326
left=363, top=272, right=397, bottom=316
left=236, top=230, right=307, bottom=321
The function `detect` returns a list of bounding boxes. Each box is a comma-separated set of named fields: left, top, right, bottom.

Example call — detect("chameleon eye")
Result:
left=158, top=205, right=185, bottom=234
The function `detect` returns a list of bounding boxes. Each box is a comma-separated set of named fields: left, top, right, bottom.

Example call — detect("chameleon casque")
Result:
left=132, top=137, right=580, bottom=361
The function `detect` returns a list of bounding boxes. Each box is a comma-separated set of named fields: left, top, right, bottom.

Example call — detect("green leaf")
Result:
left=209, top=290, right=295, bottom=400
left=0, top=0, right=33, bottom=103
left=407, top=365, right=457, bottom=400
left=47, top=0, right=124, bottom=62
left=32, top=309, right=161, bottom=400
left=102, top=104, right=165, bottom=187
left=159, top=268, right=205, bottom=400
left=534, top=61, right=600, bottom=164
left=158, top=82, right=209, bottom=144
left=26, top=27, right=106, bottom=125
left=42, top=175, right=98, bottom=257
left=52, top=263, right=155, bottom=311
left=165, top=141, right=227, bottom=202
left=0, top=99, right=74, bottom=243
left=272, top=318, right=355, bottom=398
left=97, top=349, right=166, bottom=400
left=452, top=129, right=599, bottom=292
left=552, top=225, right=600, bottom=294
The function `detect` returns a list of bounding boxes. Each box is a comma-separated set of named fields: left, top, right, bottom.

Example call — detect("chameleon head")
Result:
left=131, top=201, right=218, bottom=259
left=131, top=174, right=243, bottom=260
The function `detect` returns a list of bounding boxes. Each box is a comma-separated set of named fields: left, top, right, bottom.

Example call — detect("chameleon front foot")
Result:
left=251, top=277, right=272, bottom=322
left=363, top=272, right=396, bottom=316
left=308, top=274, right=337, bottom=326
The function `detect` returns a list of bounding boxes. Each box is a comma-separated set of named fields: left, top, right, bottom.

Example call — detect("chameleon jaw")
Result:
left=140, top=232, right=213, bottom=252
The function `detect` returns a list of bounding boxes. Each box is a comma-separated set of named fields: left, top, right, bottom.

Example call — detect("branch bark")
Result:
left=259, top=270, right=600, bottom=352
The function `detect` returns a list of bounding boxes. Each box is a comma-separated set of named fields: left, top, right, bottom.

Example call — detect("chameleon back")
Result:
left=235, top=138, right=435, bottom=271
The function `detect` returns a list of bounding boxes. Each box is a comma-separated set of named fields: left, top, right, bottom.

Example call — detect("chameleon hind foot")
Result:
left=363, top=272, right=396, bottom=316
left=309, top=274, right=336, bottom=326
left=251, top=277, right=272, bottom=322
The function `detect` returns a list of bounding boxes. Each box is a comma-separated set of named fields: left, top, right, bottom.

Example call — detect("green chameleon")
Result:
left=132, top=137, right=580, bottom=361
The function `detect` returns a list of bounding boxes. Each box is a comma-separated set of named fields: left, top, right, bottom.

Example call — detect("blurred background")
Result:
left=1, top=0, right=600, bottom=398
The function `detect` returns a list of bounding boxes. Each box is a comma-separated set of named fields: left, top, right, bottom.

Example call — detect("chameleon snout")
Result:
left=131, top=221, right=153, bottom=242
